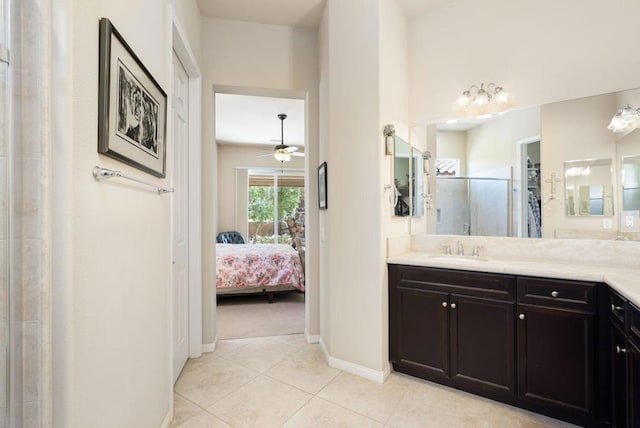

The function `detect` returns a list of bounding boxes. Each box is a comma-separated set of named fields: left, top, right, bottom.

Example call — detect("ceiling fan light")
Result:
left=274, top=150, right=291, bottom=162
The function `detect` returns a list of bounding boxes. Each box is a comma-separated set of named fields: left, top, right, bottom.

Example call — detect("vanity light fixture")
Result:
left=456, top=83, right=510, bottom=109
left=608, top=104, right=640, bottom=133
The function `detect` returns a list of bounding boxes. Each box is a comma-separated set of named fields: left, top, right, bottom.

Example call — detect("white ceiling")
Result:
left=196, top=0, right=326, bottom=28
left=196, top=0, right=455, bottom=28
left=215, top=94, right=305, bottom=147
left=205, top=0, right=457, bottom=147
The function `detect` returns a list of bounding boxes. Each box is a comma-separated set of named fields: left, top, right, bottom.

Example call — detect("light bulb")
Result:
left=495, top=89, right=510, bottom=104
left=456, top=92, right=471, bottom=107
left=474, top=89, right=489, bottom=107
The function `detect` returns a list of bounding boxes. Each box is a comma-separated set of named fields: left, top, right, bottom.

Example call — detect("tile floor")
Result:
left=171, top=334, right=577, bottom=427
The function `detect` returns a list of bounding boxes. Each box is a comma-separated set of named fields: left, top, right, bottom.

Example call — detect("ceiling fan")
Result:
left=258, top=113, right=304, bottom=162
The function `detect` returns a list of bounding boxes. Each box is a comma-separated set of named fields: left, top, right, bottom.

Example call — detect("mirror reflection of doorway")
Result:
left=520, top=139, right=542, bottom=238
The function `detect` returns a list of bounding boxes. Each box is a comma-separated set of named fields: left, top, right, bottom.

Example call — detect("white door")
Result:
left=172, top=51, right=189, bottom=382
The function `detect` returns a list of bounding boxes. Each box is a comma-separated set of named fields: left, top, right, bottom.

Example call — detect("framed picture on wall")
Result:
left=318, top=162, right=327, bottom=210
left=98, top=17, right=167, bottom=178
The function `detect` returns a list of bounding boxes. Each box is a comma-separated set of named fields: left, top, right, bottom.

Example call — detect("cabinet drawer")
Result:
left=393, top=265, right=516, bottom=301
left=610, top=289, right=627, bottom=329
left=517, top=277, right=596, bottom=311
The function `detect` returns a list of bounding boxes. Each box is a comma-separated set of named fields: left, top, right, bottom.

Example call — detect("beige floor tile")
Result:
left=208, top=375, right=312, bottom=427
left=213, top=338, right=255, bottom=357
left=173, top=411, right=232, bottom=428
left=266, top=344, right=340, bottom=394
left=266, top=333, right=308, bottom=347
left=170, top=394, right=202, bottom=426
left=282, top=396, right=383, bottom=428
left=387, top=378, right=575, bottom=428
left=317, top=372, right=409, bottom=423
left=175, top=356, right=258, bottom=408
left=220, top=337, right=300, bottom=372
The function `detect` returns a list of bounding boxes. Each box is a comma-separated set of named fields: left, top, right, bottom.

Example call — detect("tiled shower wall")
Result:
left=8, top=0, right=51, bottom=426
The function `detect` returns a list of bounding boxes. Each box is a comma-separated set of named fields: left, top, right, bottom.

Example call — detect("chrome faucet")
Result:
left=456, top=240, right=464, bottom=256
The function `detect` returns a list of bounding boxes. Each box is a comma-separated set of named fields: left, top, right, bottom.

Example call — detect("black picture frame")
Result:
left=318, top=162, right=327, bottom=210
left=98, top=18, right=167, bottom=178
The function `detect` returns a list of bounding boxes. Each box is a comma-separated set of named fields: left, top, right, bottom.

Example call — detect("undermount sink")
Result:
left=429, top=255, right=488, bottom=263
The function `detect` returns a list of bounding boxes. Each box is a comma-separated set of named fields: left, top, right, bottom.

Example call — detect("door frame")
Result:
left=211, top=85, right=317, bottom=343
left=170, top=10, right=202, bottom=359
left=516, top=136, right=541, bottom=238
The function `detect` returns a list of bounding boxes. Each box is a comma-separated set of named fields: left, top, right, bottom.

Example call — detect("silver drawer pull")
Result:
left=611, top=304, right=623, bottom=312
left=551, top=291, right=559, bottom=298
left=442, top=302, right=448, bottom=308
left=519, top=314, right=526, bottom=320
left=616, top=346, right=627, bottom=354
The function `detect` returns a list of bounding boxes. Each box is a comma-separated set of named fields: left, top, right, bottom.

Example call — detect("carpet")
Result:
left=216, top=292, right=305, bottom=339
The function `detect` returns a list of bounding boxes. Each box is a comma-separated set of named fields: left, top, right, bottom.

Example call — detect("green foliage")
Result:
left=248, top=185, right=303, bottom=240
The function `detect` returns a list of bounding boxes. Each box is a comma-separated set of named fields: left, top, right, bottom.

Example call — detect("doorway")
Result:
left=518, top=138, right=542, bottom=238
left=213, top=88, right=310, bottom=341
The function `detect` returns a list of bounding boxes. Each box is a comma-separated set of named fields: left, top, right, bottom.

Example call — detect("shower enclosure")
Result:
left=435, top=177, right=511, bottom=236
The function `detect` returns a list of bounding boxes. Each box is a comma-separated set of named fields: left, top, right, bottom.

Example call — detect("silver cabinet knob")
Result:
left=450, top=303, right=457, bottom=309
left=616, top=346, right=627, bottom=354
left=611, top=304, right=623, bottom=312
left=519, top=314, right=526, bottom=320
left=551, top=291, right=559, bottom=298
left=442, top=302, right=448, bottom=308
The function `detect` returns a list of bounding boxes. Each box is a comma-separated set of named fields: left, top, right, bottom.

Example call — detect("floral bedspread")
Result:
left=216, top=244, right=305, bottom=291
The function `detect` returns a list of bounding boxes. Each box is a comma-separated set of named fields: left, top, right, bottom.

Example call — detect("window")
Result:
left=248, top=173, right=305, bottom=244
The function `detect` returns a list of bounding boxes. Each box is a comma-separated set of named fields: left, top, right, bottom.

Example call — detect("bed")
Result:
left=216, top=243, right=305, bottom=299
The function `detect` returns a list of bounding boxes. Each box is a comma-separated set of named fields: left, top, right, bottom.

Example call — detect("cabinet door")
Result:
left=612, top=324, right=629, bottom=427
left=630, top=338, right=640, bottom=428
left=517, top=304, right=595, bottom=418
left=450, top=294, right=516, bottom=400
left=393, top=286, right=450, bottom=380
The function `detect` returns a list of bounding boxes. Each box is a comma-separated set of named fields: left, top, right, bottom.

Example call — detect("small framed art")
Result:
left=98, top=18, right=167, bottom=177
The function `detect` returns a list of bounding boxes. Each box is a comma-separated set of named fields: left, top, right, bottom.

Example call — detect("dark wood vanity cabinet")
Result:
left=389, top=265, right=605, bottom=426
left=516, top=277, right=597, bottom=423
left=389, top=265, right=516, bottom=400
left=610, top=290, right=640, bottom=427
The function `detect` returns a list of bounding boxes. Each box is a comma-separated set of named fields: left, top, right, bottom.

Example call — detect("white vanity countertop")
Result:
left=387, top=251, right=640, bottom=306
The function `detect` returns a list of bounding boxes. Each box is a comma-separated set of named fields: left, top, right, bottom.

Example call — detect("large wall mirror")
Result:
left=420, top=86, right=640, bottom=240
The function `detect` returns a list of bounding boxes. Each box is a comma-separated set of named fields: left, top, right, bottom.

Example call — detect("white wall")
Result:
left=55, top=0, right=176, bottom=426
left=200, top=16, right=320, bottom=343
left=466, top=108, right=540, bottom=178
left=216, top=144, right=304, bottom=235
left=380, top=0, right=411, bottom=238
left=408, top=0, right=640, bottom=125
left=319, top=0, right=408, bottom=377
left=170, top=0, right=201, bottom=66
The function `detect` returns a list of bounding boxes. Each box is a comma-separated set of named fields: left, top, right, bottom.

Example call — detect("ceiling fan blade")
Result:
left=256, top=153, right=273, bottom=158
left=291, top=152, right=305, bottom=157
left=284, top=146, right=299, bottom=153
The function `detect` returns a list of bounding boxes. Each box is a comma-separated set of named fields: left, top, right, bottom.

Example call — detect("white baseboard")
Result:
left=305, top=331, right=320, bottom=344
left=202, top=337, right=217, bottom=353
left=318, top=336, right=390, bottom=384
